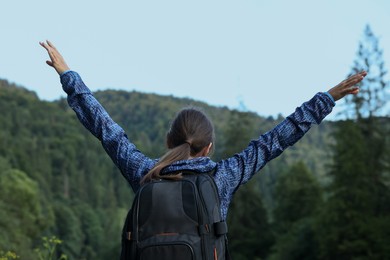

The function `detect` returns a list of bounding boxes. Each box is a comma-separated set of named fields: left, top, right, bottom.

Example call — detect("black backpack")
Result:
left=120, top=170, right=229, bottom=260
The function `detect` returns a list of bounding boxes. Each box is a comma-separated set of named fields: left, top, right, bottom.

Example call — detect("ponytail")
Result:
left=141, top=143, right=191, bottom=184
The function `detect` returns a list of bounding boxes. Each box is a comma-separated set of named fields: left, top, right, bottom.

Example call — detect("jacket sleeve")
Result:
left=60, top=71, right=155, bottom=191
left=214, top=92, right=335, bottom=196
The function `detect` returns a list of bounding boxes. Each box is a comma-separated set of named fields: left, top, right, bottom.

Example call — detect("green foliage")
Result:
left=269, top=218, right=319, bottom=260
left=228, top=181, right=274, bottom=260
left=273, top=162, right=322, bottom=229
left=52, top=202, right=84, bottom=258
left=34, top=236, right=67, bottom=260
left=316, top=120, right=390, bottom=260
left=0, top=251, right=18, bottom=260
left=0, top=168, right=45, bottom=259
left=269, top=162, right=323, bottom=260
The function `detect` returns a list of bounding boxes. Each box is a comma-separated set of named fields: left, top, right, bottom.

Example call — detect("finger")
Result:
left=347, top=73, right=362, bottom=82
left=353, top=71, right=366, bottom=81
left=39, top=41, right=50, bottom=51
left=344, top=86, right=359, bottom=94
left=340, top=71, right=366, bottom=87
left=46, top=60, right=54, bottom=67
left=350, top=75, right=364, bottom=85
left=341, top=73, right=359, bottom=84
left=344, top=74, right=363, bottom=87
left=349, top=87, right=360, bottom=95
left=46, top=45, right=61, bottom=62
left=46, top=40, right=58, bottom=51
left=47, top=49, right=56, bottom=62
left=348, top=71, right=364, bottom=80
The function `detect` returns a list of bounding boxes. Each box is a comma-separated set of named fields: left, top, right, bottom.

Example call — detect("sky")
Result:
left=1, top=0, right=389, bottom=118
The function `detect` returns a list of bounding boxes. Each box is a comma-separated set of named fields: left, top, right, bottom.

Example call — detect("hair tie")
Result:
left=184, top=141, right=192, bottom=146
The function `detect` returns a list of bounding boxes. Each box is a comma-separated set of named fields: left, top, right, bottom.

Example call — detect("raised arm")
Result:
left=215, top=71, right=367, bottom=194
left=40, top=41, right=155, bottom=191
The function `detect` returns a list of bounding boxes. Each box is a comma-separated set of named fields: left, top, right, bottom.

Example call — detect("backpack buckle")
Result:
left=214, top=221, right=228, bottom=236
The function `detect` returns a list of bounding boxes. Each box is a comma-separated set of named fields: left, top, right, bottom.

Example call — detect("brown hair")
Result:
left=141, top=107, right=214, bottom=184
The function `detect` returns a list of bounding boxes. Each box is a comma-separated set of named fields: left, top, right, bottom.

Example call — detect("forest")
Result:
left=0, top=25, right=389, bottom=259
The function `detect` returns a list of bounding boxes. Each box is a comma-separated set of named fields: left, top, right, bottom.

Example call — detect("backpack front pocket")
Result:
left=139, top=242, right=194, bottom=260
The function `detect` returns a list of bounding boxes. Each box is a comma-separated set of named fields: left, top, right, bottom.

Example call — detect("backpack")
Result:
left=120, top=170, right=229, bottom=260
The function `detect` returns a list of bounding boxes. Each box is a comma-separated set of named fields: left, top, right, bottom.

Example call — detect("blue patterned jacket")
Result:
left=61, top=71, right=335, bottom=220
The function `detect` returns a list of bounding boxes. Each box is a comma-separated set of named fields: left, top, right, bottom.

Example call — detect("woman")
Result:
left=40, top=40, right=366, bottom=221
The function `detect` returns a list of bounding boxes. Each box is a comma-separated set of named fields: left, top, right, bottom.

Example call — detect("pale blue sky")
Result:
left=1, top=0, right=389, bottom=118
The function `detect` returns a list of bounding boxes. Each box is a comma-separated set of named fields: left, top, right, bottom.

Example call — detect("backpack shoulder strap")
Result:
left=185, top=170, right=231, bottom=259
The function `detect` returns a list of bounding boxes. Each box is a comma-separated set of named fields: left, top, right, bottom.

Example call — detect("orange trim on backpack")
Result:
left=126, top=232, right=132, bottom=240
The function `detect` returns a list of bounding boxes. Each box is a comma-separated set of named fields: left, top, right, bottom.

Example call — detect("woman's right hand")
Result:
left=327, top=71, right=367, bottom=101
left=40, top=40, right=70, bottom=75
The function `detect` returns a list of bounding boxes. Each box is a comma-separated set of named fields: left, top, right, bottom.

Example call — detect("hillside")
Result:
left=0, top=79, right=334, bottom=259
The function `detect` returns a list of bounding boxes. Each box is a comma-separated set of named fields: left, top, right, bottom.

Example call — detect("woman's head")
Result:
left=166, top=107, right=214, bottom=156
left=141, top=107, right=214, bottom=184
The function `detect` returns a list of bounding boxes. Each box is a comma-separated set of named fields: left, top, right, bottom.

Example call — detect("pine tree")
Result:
left=344, top=24, right=389, bottom=119
left=228, top=181, right=274, bottom=260
left=346, top=25, right=390, bottom=219
left=316, top=121, right=375, bottom=259
left=316, top=25, right=390, bottom=260
left=345, top=25, right=389, bottom=188
left=270, top=162, right=322, bottom=260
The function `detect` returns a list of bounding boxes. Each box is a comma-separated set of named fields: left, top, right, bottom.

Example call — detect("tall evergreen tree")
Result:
left=316, top=25, right=390, bottom=260
left=273, top=162, right=322, bottom=229
left=270, top=161, right=322, bottom=260
left=344, top=24, right=389, bottom=119
left=316, top=121, right=377, bottom=259
left=344, top=25, right=389, bottom=190
left=228, top=181, right=274, bottom=260
left=346, top=25, right=390, bottom=212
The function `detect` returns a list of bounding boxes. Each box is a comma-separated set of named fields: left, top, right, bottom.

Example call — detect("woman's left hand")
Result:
left=40, top=40, right=70, bottom=75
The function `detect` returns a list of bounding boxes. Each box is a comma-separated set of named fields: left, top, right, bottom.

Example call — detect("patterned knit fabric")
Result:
left=61, top=71, right=335, bottom=220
